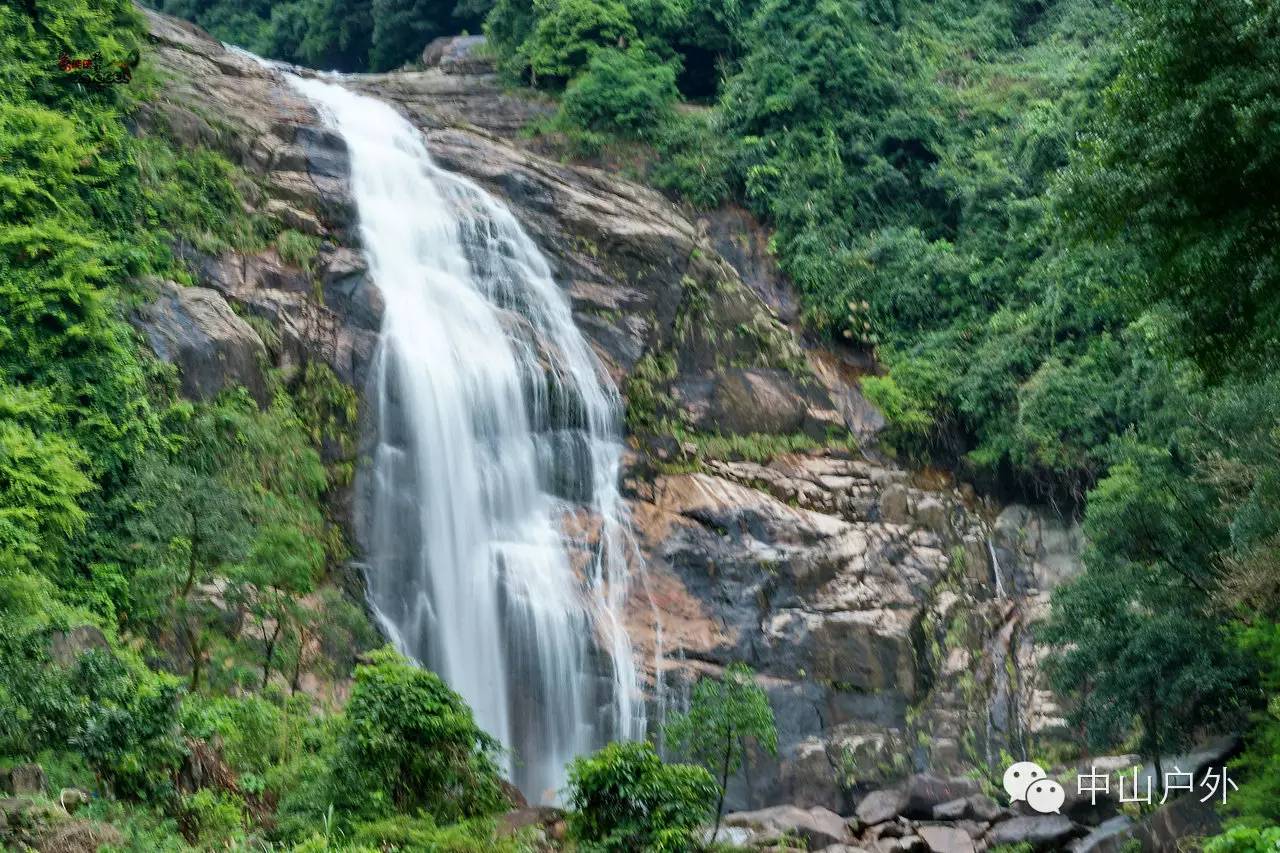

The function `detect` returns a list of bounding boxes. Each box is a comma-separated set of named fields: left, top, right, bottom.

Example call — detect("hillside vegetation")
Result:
left=483, top=0, right=1280, bottom=834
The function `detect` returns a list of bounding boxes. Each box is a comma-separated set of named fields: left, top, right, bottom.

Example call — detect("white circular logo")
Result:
left=1026, top=778, right=1067, bottom=814
left=1003, top=761, right=1047, bottom=802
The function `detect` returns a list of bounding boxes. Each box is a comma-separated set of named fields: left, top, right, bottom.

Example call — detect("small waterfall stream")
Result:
left=284, top=74, right=645, bottom=802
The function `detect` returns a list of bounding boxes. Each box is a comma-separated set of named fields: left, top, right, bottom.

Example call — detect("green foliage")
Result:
left=1205, top=826, right=1280, bottom=853
left=861, top=373, right=936, bottom=444
left=349, top=815, right=535, bottom=852
left=1040, top=445, right=1255, bottom=767
left=664, top=663, right=777, bottom=828
left=648, top=110, right=733, bottom=207
left=180, top=787, right=247, bottom=848
left=131, top=132, right=275, bottom=258
left=561, top=47, right=678, bottom=137
left=488, top=0, right=1155, bottom=499
left=277, top=228, right=321, bottom=273
left=180, top=694, right=288, bottom=776
left=1060, top=0, right=1280, bottom=372
left=0, top=623, right=183, bottom=801
left=331, top=647, right=508, bottom=823
left=566, top=740, right=718, bottom=853
left=118, top=390, right=328, bottom=690
left=681, top=429, right=844, bottom=465
left=525, top=0, right=637, bottom=84
left=157, top=0, right=485, bottom=72
left=489, top=0, right=638, bottom=85
left=67, top=649, right=185, bottom=800
left=1222, top=626, right=1280, bottom=826
left=0, top=386, right=92, bottom=580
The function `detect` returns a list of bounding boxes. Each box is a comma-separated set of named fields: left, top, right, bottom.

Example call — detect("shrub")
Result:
left=566, top=740, right=717, bottom=853
left=67, top=649, right=185, bottom=800
left=560, top=47, right=678, bottom=137
left=861, top=373, right=934, bottom=440
left=350, top=815, right=535, bottom=852
left=180, top=788, right=246, bottom=848
left=180, top=694, right=285, bottom=776
left=1205, top=827, right=1280, bottom=853
left=276, top=229, right=320, bottom=273
left=330, top=647, right=508, bottom=822
left=650, top=111, right=734, bottom=208
left=0, top=624, right=182, bottom=802
left=524, top=0, right=636, bottom=83
left=664, top=663, right=777, bottom=834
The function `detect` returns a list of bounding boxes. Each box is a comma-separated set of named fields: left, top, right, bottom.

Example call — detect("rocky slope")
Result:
left=135, top=6, right=1089, bottom=823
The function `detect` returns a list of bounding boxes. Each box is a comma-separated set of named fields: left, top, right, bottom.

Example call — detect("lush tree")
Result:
left=566, top=740, right=718, bottom=853
left=235, top=524, right=322, bottom=690
left=331, top=647, right=509, bottom=822
left=560, top=47, right=678, bottom=137
left=123, top=401, right=255, bottom=689
left=664, top=663, right=777, bottom=836
left=1041, top=446, right=1255, bottom=785
left=369, top=0, right=465, bottom=71
left=282, top=586, right=380, bottom=694
left=0, top=621, right=183, bottom=800
left=524, top=0, right=637, bottom=84
left=1061, top=0, right=1280, bottom=372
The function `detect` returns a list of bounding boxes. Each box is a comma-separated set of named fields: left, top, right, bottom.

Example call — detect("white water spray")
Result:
left=284, top=74, right=645, bottom=802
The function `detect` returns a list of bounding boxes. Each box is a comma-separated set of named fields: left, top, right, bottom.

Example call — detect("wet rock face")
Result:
left=992, top=504, right=1085, bottom=592
left=624, top=453, right=1066, bottom=812
left=133, top=280, right=268, bottom=403
left=140, top=6, right=382, bottom=390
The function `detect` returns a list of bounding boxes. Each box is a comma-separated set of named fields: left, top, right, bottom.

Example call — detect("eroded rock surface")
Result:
left=623, top=452, right=1069, bottom=811
left=133, top=280, right=268, bottom=403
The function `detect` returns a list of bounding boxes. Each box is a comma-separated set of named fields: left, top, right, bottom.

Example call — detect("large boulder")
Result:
left=856, top=788, right=908, bottom=826
left=902, top=775, right=981, bottom=819
left=420, top=35, right=491, bottom=74
left=879, top=484, right=910, bottom=524
left=916, top=824, right=977, bottom=853
left=1114, top=794, right=1222, bottom=853
left=709, top=368, right=811, bottom=436
left=987, top=815, right=1085, bottom=850
left=721, top=804, right=853, bottom=849
left=133, top=281, right=267, bottom=403
left=49, top=626, right=108, bottom=667
left=0, top=765, right=45, bottom=797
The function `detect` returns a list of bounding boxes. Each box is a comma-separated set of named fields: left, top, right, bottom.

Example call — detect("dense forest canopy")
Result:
left=3, top=0, right=1280, bottom=847
left=153, top=0, right=487, bottom=71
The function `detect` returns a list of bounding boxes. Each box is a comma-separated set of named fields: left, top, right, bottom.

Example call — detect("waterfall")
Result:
left=987, top=536, right=1007, bottom=598
left=284, top=74, right=645, bottom=802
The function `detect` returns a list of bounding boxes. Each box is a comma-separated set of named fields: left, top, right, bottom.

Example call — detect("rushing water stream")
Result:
left=284, top=74, right=645, bottom=802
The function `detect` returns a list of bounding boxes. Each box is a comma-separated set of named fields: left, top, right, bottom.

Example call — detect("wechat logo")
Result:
left=1004, top=761, right=1066, bottom=815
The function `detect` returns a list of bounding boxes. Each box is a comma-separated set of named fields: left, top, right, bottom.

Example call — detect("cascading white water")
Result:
left=284, top=74, right=645, bottom=802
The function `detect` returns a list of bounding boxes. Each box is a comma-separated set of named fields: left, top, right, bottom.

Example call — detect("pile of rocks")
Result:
left=713, top=773, right=1136, bottom=853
